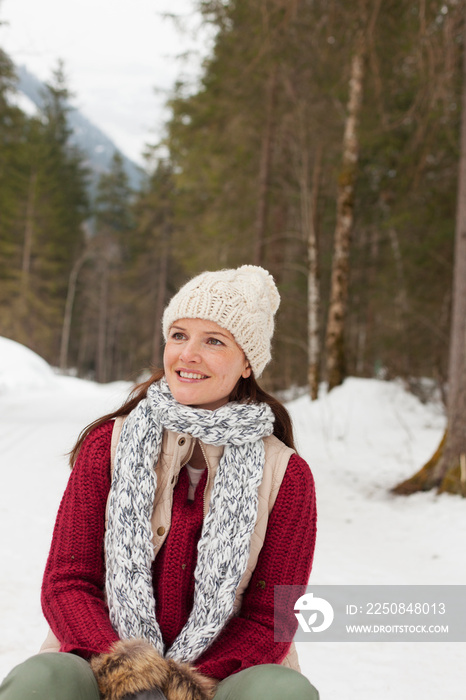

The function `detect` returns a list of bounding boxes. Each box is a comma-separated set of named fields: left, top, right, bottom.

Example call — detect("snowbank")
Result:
left=0, top=336, right=58, bottom=393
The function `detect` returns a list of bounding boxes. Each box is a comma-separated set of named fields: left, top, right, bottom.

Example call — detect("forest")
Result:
left=1, top=1, right=465, bottom=495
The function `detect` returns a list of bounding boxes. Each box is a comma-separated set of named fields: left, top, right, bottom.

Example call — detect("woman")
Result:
left=0, top=266, right=318, bottom=700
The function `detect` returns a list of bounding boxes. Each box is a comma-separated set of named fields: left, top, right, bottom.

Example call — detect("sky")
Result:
left=0, top=0, right=209, bottom=165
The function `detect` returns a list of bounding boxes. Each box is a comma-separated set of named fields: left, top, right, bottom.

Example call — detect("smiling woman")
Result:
left=0, top=266, right=318, bottom=700
left=164, top=319, right=252, bottom=411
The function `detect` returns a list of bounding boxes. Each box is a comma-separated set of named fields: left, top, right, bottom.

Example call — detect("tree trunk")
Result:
left=59, top=250, right=90, bottom=371
left=253, top=67, right=278, bottom=266
left=96, top=257, right=109, bottom=383
left=388, top=227, right=410, bottom=376
left=305, top=145, right=323, bottom=400
left=152, top=220, right=171, bottom=368
left=21, top=170, right=37, bottom=295
left=392, top=12, right=466, bottom=497
left=325, top=37, right=366, bottom=391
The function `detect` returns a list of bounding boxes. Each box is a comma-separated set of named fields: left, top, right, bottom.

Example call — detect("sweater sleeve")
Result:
left=41, top=421, right=120, bottom=658
left=195, top=453, right=317, bottom=679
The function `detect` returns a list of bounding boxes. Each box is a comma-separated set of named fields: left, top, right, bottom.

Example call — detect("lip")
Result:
left=175, top=369, right=210, bottom=382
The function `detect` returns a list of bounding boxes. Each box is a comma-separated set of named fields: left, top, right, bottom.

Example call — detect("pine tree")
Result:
left=72, top=151, right=135, bottom=381
left=131, top=157, right=178, bottom=370
left=3, top=61, right=90, bottom=363
left=0, top=48, right=30, bottom=337
left=393, top=3, right=466, bottom=497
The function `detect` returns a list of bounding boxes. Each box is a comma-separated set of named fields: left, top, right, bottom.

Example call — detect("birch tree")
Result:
left=325, top=13, right=368, bottom=391
left=301, top=144, right=322, bottom=401
left=325, top=0, right=384, bottom=390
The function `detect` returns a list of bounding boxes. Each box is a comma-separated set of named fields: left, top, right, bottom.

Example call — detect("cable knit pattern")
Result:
left=105, top=378, right=274, bottom=663
left=195, top=454, right=316, bottom=678
left=152, top=468, right=207, bottom=647
left=41, top=421, right=119, bottom=656
left=41, top=423, right=317, bottom=679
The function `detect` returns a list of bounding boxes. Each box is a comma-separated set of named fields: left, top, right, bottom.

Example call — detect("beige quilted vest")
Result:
left=41, top=417, right=301, bottom=671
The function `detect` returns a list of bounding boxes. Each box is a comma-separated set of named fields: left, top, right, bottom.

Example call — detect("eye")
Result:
left=171, top=331, right=186, bottom=341
left=207, top=337, right=224, bottom=346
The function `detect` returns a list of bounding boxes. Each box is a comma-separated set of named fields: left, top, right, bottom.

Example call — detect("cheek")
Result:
left=218, top=358, right=247, bottom=386
left=163, top=344, right=175, bottom=372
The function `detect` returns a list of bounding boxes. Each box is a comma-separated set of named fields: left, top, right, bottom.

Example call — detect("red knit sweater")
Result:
left=41, top=421, right=317, bottom=680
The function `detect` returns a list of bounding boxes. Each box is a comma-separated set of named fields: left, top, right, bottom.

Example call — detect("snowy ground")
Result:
left=0, top=336, right=464, bottom=698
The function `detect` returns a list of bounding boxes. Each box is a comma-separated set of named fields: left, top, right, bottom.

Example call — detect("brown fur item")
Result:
left=90, top=639, right=169, bottom=700
left=90, top=639, right=216, bottom=700
left=165, top=660, right=216, bottom=700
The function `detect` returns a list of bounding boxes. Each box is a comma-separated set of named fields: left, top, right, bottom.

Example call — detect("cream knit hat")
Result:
left=162, top=265, right=280, bottom=377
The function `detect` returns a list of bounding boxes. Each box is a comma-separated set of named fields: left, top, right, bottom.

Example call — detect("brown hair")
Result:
left=69, top=370, right=296, bottom=467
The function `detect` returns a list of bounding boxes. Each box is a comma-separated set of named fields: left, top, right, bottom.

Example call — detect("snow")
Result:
left=0, top=336, right=464, bottom=698
left=0, top=337, right=57, bottom=393
left=7, top=90, right=38, bottom=117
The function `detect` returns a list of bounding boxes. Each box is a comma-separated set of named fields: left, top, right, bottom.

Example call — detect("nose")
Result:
left=179, top=338, right=202, bottom=363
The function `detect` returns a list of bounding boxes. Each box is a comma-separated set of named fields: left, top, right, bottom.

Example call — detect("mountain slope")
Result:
left=15, top=64, right=145, bottom=192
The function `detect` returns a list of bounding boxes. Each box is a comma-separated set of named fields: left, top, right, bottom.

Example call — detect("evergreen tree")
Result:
left=393, top=2, right=466, bottom=497
left=0, top=48, right=30, bottom=337
left=159, top=0, right=462, bottom=392
left=74, top=151, right=135, bottom=381
left=130, top=157, right=178, bottom=370
left=0, top=57, right=90, bottom=363
left=23, top=62, right=89, bottom=361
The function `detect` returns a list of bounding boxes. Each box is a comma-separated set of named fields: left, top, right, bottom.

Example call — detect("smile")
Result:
left=177, top=371, right=209, bottom=380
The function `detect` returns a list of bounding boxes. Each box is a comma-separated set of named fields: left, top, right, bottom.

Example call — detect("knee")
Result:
left=216, top=664, right=319, bottom=700
left=257, top=666, right=319, bottom=700
left=0, top=653, right=99, bottom=700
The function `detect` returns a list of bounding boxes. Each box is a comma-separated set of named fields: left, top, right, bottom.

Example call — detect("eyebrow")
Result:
left=171, top=325, right=230, bottom=339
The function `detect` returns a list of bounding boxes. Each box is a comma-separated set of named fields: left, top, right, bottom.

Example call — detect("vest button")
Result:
left=178, top=437, right=186, bottom=446
left=157, top=526, right=165, bottom=536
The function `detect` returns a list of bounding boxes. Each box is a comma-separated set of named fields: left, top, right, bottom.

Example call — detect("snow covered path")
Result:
left=1, top=337, right=465, bottom=699
left=287, top=381, right=465, bottom=699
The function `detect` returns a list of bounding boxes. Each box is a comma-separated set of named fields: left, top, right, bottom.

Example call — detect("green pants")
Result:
left=0, top=652, right=319, bottom=700
left=215, top=663, right=319, bottom=699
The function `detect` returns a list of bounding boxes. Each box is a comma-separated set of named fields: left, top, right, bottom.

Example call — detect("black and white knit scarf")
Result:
left=105, top=378, right=274, bottom=663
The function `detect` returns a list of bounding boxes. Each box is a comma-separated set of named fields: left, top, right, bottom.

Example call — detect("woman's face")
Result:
left=163, top=318, right=251, bottom=410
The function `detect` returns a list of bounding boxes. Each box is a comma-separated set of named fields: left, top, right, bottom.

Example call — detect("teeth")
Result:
left=179, top=371, right=207, bottom=380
